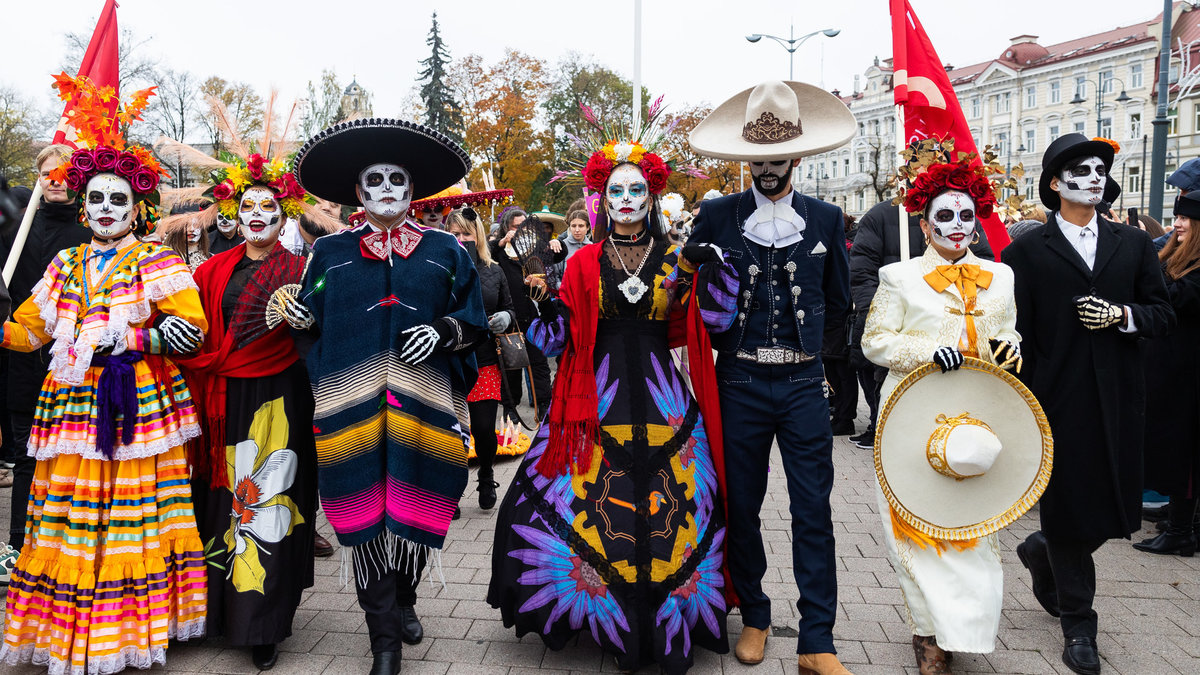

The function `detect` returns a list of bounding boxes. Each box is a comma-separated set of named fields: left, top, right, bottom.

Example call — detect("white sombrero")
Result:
left=875, top=358, right=1053, bottom=540
left=688, top=80, right=857, bottom=161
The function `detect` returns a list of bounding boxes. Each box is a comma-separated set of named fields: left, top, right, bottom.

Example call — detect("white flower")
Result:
left=230, top=440, right=298, bottom=555
left=660, top=193, right=685, bottom=223
left=611, top=142, right=637, bottom=162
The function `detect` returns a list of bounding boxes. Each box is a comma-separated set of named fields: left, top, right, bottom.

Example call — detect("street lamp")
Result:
left=807, top=168, right=830, bottom=200
left=1006, top=143, right=1027, bottom=200
left=1069, top=76, right=1132, bottom=138
left=746, top=24, right=840, bottom=80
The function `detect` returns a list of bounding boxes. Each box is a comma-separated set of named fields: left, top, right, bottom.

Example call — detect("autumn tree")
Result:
left=418, top=12, right=464, bottom=146
left=449, top=50, right=552, bottom=209
left=300, top=70, right=344, bottom=141
left=657, top=104, right=742, bottom=204
left=0, top=87, right=48, bottom=185
left=543, top=55, right=646, bottom=161
left=143, top=67, right=199, bottom=186
left=195, top=77, right=264, bottom=156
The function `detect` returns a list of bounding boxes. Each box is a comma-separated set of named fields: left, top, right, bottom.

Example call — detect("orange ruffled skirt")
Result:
left=0, top=446, right=206, bottom=675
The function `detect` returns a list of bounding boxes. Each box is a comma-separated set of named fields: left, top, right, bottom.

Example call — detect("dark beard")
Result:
left=752, top=169, right=791, bottom=197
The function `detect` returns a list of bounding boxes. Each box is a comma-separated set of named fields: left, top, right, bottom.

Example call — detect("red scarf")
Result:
left=175, top=242, right=299, bottom=487
left=535, top=242, right=737, bottom=605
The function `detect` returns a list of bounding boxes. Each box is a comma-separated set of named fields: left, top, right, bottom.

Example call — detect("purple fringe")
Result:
left=93, top=352, right=142, bottom=459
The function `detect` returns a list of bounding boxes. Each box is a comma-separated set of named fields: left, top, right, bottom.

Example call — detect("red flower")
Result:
left=70, top=150, right=97, bottom=174
left=131, top=168, right=158, bottom=194
left=583, top=152, right=613, bottom=192
left=246, top=154, right=265, bottom=180
left=65, top=167, right=87, bottom=193
left=639, top=153, right=671, bottom=194
left=93, top=146, right=119, bottom=171
left=977, top=202, right=994, bottom=219
left=967, top=180, right=990, bottom=200
left=115, top=151, right=141, bottom=179
left=945, top=169, right=972, bottom=190
left=212, top=180, right=235, bottom=201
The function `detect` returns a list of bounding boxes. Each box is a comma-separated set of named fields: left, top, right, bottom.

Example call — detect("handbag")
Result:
left=495, top=332, right=530, bottom=370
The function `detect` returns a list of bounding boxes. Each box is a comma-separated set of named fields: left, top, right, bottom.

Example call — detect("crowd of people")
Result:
left=0, top=70, right=1192, bottom=675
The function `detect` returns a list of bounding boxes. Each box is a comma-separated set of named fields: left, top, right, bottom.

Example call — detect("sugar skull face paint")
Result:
left=186, top=219, right=203, bottom=244
left=238, top=186, right=283, bottom=245
left=358, top=163, right=411, bottom=220
left=925, top=190, right=976, bottom=252
left=605, top=163, right=650, bottom=225
left=85, top=173, right=134, bottom=239
left=1056, top=156, right=1107, bottom=206
left=749, top=160, right=793, bottom=197
left=216, top=211, right=238, bottom=235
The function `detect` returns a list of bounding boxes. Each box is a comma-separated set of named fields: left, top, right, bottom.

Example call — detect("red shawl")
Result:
left=537, top=241, right=738, bottom=605
left=175, top=242, right=299, bottom=488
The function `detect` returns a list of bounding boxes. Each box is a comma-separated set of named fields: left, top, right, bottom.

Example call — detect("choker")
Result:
left=91, top=232, right=128, bottom=245
left=608, top=227, right=649, bottom=245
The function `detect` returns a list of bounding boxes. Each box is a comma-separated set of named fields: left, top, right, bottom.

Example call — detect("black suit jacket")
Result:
left=1003, top=215, right=1175, bottom=540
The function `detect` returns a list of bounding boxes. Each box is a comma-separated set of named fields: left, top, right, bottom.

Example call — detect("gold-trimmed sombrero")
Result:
left=875, top=357, right=1053, bottom=540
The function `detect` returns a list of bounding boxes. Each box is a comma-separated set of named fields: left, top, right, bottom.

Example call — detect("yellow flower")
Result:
left=218, top=198, right=238, bottom=219
left=227, top=164, right=252, bottom=190
left=281, top=198, right=303, bottom=219
left=602, top=141, right=618, bottom=162
left=265, top=157, right=287, bottom=182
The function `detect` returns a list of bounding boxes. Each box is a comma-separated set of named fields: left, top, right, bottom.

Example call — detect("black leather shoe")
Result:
left=399, top=605, right=423, bottom=645
left=1016, top=531, right=1060, bottom=617
left=452, top=506, right=461, bottom=521
left=1062, top=637, right=1100, bottom=674
left=313, top=532, right=334, bottom=558
left=369, top=651, right=401, bottom=675
left=251, top=643, right=278, bottom=670
left=1133, top=531, right=1197, bottom=557
left=479, top=480, right=499, bottom=510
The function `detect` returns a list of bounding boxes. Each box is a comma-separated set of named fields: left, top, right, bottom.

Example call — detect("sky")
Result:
left=0, top=0, right=1168, bottom=140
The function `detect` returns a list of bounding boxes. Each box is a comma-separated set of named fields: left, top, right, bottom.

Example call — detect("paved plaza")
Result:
left=1, top=405, right=1198, bottom=674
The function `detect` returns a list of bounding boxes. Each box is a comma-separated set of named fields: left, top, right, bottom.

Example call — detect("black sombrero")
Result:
left=294, top=118, right=471, bottom=206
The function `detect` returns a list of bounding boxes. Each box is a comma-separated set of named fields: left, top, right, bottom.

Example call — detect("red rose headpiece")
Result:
left=902, top=159, right=998, bottom=219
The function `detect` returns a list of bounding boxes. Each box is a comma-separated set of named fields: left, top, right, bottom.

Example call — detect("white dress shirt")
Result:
left=742, top=186, right=806, bottom=248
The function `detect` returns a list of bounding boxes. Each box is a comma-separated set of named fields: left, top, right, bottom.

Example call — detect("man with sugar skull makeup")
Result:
left=860, top=148, right=1021, bottom=671
left=1003, top=133, right=1175, bottom=675
left=0, top=75, right=209, bottom=674
left=686, top=80, right=855, bottom=675
left=208, top=210, right=245, bottom=255
left=291, top=118, right=487, bottom=675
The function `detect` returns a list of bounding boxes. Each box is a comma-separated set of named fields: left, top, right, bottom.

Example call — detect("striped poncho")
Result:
left=299, top=222, right=486, bottom=556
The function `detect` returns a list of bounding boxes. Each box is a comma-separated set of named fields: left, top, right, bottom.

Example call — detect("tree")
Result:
left=299, top=70, right=344, bottom=141
left=0, top=87, right=48, bottom=185
left=195, top=77, right=264, bottom=156
left=449, top=50, right=552, bottom=208
left=62, top=26, right=156, bottom=91
left=417, top=12, right=464, bottom=146
left=657, top=105, right=742, bottom=204
left=143, top=68, right=199, bottom=186
left=861, top=134, right=896, bottom=203
left=543, top=54, right=645, bottom=161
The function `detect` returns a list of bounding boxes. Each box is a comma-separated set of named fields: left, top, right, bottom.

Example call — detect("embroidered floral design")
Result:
left=742, top=111, right=803, bottom=144
left=655, top=533, right=727, bottom=656
left=223, top=397, right=304, bottom=594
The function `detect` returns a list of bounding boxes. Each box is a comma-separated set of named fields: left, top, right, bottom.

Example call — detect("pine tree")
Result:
left=418, top=12, right=465, bottom=146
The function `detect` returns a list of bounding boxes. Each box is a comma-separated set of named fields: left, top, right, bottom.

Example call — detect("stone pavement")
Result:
left=1, top=408, right=1198, bottom=674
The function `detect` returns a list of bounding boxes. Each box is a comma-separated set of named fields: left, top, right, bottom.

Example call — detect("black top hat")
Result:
left=294, top=118, right=471, bottom=207
left=1038, top=133, right=1120, bottom=211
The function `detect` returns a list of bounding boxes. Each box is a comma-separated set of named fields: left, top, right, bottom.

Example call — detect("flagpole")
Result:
left=632, top=0, right=643, bottom=135
left=2, top=182, right=44, bottom=286
left=896, top=104, right=909, bottom=262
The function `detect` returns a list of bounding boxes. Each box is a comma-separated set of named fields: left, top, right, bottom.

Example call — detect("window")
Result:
left=1169, top=108, right=1179, bottom=134
left=994, top=130, right=1009, bottom=156
left=970, top=97, right=982, bottom=118
left=1128, top=166, right=1141, bottom=194
left=1099, top=117, right=1112, bottom=138
left=1024, top=128, right=1036, bottom=154
left=1048, top=124, right=1060, bottom=143
left=1074, top=120, right=1087, bottom=133
left=1099, top=69, right=1114, bottom=94
left=856, top=190, right=865, bottom=212
left=1025, top=85, right=1037, bottom=108
left=872, top=119, right=881, bottom=135
left=1129, top=112, right=1142, bottom=138
left=831, top=160, right=838, bottom=178
left=844, top=158, right=851, bottom=176
left=888, top=117, right=896, bottom=135
left=858, top=121, right=865, bottom=136
left=1130, top=63, right=1143, bottom=89
left=994, top=92, right=1012, bottom=114
left=1025, top=180, right=1035, bottom=200
left=1049, top=80, right=1061, bottom=104
left=857, top=153, right=866, bottom=173
left=1074, top=75, right=1087, bottom=99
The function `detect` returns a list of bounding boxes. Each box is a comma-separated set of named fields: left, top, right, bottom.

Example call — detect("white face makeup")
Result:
left=749, top=160, right=793, bottom=197
left=238, top=186, right=283, bottom=245
left=216, top=211, right=238, bottom=235
left=925, top=190, right=977, bottom=253
left=420, top=208, right=445, bottom=229
left=85, top=173, right=135, bottom=239
left=1056, top=156, right=1107, bottom=206
left=605, top=163, right=650, bottom=225
left=358, top=163, right=411, bottom=220
left=186, top=219, right=202, bottom=244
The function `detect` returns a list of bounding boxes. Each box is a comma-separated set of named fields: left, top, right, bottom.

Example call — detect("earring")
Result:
left=971, top=232, right=980, bottom=245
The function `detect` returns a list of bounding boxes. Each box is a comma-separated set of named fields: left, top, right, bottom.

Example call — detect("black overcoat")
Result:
left=1142, top=265, right=1200, bottom=496
left=1003, top=215, right=1175, bottom=541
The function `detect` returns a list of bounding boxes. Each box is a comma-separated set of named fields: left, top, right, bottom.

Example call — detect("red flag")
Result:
left=52, top=0, right=120, bottom=146
left=890, top=0, right=1010, bottom=253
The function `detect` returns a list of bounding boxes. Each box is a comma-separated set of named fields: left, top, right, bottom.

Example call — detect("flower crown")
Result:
left=891, top=137, right=1027, bottom=221
left=583, top=141, right=672, bottom=194
left=205, top=153, right=310, bottom=219
left=46, top=73, right=169, bottom=229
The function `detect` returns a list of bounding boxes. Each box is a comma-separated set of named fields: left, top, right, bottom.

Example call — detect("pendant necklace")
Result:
left=609, top=229, right=653, bottom=303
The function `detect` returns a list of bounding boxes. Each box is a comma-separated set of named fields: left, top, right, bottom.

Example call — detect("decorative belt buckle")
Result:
left=756, top=347, right=788, bottom=364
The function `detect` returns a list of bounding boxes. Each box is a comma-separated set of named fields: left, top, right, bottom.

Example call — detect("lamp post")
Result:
left=746, top=23, right=840, bottom=80
left=1007, top=143, right=1027, bottom=200
left=1068, top=76, right=1132, bottom=138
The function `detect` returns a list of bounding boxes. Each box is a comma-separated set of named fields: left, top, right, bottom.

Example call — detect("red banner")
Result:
left=891, top=0, right=1010, bottom=253
left=53, top=0, right=121, bottom=146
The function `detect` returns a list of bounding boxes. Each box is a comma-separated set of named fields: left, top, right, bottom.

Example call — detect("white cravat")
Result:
left=743, top=186, right=806, bottom=247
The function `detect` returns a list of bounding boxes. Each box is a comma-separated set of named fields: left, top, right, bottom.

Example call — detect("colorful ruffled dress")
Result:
left=0, top=240, right=208, bottom=675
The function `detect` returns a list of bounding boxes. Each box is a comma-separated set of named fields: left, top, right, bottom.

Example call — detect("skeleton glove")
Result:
left=988, top=338, right=1022, bottom=373
left=276, top=290, right=315, bottom=330
left=931, top=346, right=965, bottom=373
left=158, top=316, right=204, bottom=353
left=1073, top=295, right=1124, bottom=330
left=398, top=321, right=456, bottom=365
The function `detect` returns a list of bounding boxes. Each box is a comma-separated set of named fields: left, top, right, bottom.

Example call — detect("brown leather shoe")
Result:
left=797, top=652, right=854, bottom=675
left=313, top=532, right=334, bottom=558
left=735, top=626, right=769, bottom=665
left=911, top=635, right=953, bottom=674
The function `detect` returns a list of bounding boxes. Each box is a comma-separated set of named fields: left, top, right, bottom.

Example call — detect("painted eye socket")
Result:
left=88, top=191, right=105, bottom=204
left=388, top=172, right=406, bottom=186
left=365, top=172, right=384, bottom=187
left=628, top=183, right=648, bottom=198
left=934, top=209, right=956, bottom=222
left=960, top=210, right=975, bottom=222
left=240, top=198, right=256, bottom=212
left=607, top=185, right=625, bottom=199
left=259, top=199, right=278, bottom=212
left=110, top=193, right=129, bottom=206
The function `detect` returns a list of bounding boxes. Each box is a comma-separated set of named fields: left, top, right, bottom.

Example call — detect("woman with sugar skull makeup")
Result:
left=0, top=74, right=209, bottom=675
left=487, top=118, right=740, bottom=673
left=163, top=201, right=212, bottom=270
left=861, top=145, right=1021, bottom=672
left=159, top=121, right=340, bottom=670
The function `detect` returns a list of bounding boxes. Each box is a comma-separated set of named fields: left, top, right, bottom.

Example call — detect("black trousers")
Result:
left=855, top=364, right=886, bottom=432
left=1044, top=533, right=1106, bottom=639
left=353, top=544, right=427, bottom=654
left=8, top=411, right=34, bottom=548
left=469, top=399, right=499, bottom=475
left=503, top=341, right=552, bottom=420
left=824, top=357, right=858, bottom=428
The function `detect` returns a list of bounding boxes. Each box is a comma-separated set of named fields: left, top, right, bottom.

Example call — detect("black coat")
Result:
left=490, top=239, right=566, bottom=329
left=1003, top=215, right=1175, bottom=541
left=1142, top=265, right=1200, bottom=496
left=473, top=259, right=516, bottom=368
left=0, top=199, right=91, bottom=414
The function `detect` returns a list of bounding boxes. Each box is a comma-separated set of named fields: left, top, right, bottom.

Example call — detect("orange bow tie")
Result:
left=924, top=264, right=993, bottom=357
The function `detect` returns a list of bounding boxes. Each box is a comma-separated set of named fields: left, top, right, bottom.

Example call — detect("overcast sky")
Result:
left=0, top=0, right=1166, bottom=138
